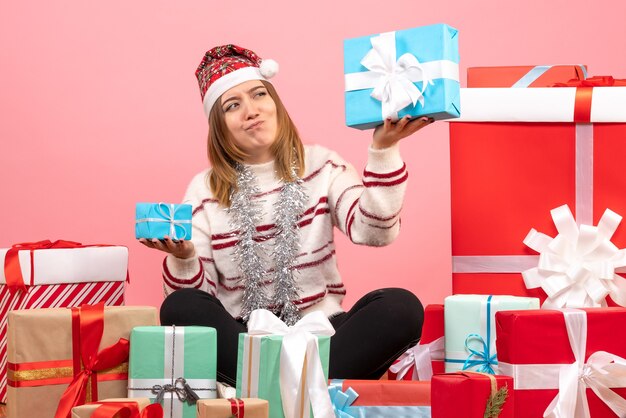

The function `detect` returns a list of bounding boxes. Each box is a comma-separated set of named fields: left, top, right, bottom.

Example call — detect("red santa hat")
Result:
left=195, top=44, right=279, bottom=118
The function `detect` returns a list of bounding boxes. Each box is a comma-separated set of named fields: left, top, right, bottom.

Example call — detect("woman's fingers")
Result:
left=149, top=239, right=169, bottom=252
left=139, top=238, right=157, bottom=249
left=383, top=117, right=392, bottom=131
left=162, top=236, right=179, bottom=252
left=395, top=115, right=411, bottom=130
left=372, top=116, right=435, bottom=149
left=401, top=117, right=434, bottom=135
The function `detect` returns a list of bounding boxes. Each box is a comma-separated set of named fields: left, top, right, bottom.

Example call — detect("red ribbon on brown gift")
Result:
left=54, top=302, right=130, bottom=418
left=229, top=398, right=245, bottom=418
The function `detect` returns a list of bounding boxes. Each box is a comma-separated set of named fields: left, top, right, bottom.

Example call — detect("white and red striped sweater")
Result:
left=163, top=143, right=408, bottom=319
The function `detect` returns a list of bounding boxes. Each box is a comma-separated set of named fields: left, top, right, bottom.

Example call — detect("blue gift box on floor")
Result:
left=344, top=23, right=460, bottom=130
left=135, top=202, right=192, bottom=241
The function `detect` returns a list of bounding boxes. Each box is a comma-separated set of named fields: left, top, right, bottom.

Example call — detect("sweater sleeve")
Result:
left=328, top=142, right=407, bottom=246
left=162, top=172, right=218, bottom=296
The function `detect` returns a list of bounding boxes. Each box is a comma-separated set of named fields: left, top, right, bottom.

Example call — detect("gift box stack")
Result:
left=387, top=65, right=626, bottom=417
left=0, top=203, right=239, bottom=418
left=0, top=241, right=128, bottom=404
left=352, top=21, right=626, bottom=414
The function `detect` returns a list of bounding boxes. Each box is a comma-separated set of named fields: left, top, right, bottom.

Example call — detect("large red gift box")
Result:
left=388, top=304, right=444, bottom=380
left=467, top=64, right=586, bottom=87
left=496, top=308, right=626, bottom=417
left=450, top=78, right=626, bottom=303
left=0, top=241, right=128, bottom=402
left=431, top=372, right=514, bottom=417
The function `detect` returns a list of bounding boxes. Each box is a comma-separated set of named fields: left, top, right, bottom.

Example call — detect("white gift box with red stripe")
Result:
left=0, top=243, right=128, bottom=402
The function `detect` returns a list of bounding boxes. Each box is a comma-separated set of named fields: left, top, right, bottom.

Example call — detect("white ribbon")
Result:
left=247, top=309, right=336, bottom=418
left=344, top=31, right=437, bottom=121
left=389, top=336, right=444, bottom=381
left=522, top=204, right=626, bottom=309
left=500, top=309, right=626, bottom=418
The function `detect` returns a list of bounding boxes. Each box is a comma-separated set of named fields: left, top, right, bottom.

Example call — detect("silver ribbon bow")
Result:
left=151, top=377, right=201, bottom=405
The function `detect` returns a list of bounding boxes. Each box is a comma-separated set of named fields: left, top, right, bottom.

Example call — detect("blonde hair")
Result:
left=207, top=80, right=305, bottom=207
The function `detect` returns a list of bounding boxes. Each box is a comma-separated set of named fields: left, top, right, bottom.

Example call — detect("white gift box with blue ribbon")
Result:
left=444, top=294, right=539, bottom=374
left=135, top=202, right=192, bottom=241
left=344, top=23, right=460, bottom=130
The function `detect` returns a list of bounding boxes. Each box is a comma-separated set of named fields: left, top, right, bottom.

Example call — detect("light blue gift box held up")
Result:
left=344, top=23, right=460, bottom=130
left=135, top=202, right=192, bottom=241
left=128, top=325, right=217, bottom=418
left=444, top=294, right=539, bottom=374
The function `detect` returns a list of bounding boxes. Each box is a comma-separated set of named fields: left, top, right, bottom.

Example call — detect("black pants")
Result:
left=160, top=287, right=424, bottom=387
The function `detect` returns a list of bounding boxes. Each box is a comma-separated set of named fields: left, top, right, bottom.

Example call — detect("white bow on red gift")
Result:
left=499, top=309, right=626, bottom=418
left=522, top=204, right=626, bottom=308
left=247, top=309, right=335, bottom=418
left=389, top=337, right=444, bottom=381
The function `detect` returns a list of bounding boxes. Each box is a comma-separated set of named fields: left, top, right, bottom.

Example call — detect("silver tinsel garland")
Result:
left=229, top=163, right=307, bottom=325
left=270, top=168, right=308, bottom=325
left=228, top=164, right=272, bottom=322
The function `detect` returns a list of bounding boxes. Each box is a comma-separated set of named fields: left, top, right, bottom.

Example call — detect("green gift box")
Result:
left=444, top=294, right=539, bottom=374
left=128, top=326, right=217, bottom=418
left=236, top=311, right=333, bottom=418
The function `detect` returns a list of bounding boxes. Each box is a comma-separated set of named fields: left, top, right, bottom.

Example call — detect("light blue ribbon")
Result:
left=462, top=333, right=497, bottom=374
left=358, top=406, right=431, bottom=417
left=512, top=65, right=588, bottom=88
left=329, top=381, right=360, bottom=418
left=462, top=294, right=497, bottom=374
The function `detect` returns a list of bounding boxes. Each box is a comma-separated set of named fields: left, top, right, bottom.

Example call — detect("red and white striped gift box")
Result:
left=0, top=243, right=128, bottom=402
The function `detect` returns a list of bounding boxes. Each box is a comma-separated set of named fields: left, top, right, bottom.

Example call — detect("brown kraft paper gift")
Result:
left=197, top=398, right=269, bottom=418
left=7, top=305, right=158, bottom=418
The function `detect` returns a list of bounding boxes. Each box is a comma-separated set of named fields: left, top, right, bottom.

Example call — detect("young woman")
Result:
left=140, top=44, right=433, bottom=386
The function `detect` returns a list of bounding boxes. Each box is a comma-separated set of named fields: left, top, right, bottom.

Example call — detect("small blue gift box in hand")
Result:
left=135, top=202, right=192, bottom=241
left=344, top=23, right=460, bottom=130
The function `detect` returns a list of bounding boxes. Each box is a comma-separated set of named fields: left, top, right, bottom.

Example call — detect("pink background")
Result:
left=2, top=0, right=625, bottom=310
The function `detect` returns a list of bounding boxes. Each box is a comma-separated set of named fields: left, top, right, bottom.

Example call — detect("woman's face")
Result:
left=220, top=80, right=278, bottom=164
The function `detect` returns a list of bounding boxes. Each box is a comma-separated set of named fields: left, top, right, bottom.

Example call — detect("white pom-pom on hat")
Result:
left=259, top=59, right=279, bottom=79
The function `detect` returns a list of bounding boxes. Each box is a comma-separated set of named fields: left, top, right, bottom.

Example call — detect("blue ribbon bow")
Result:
left=461, top=294, right=498, bottom=374
left=445, top=295, right=499, bottom=374
left=462, top=333, right=498, bottom=374
left=329, top=381, right=360, bottom=418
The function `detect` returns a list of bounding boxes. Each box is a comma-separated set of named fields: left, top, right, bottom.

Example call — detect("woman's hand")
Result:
left=372, top=116, right=434, bottom=150
left=138, top=236, right=196, bottom=259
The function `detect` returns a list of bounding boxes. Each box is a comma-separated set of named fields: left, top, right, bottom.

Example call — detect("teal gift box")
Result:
left=444, top=294, right=539, bottom=374
left=344, top=23, right=460, bottom=130
left=135, top=202, right=192, bottom=241
left=128, top=326, right=217, bottom=418
left=236, top=333, right=331, bottom=418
